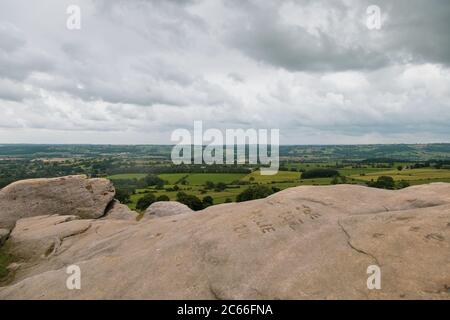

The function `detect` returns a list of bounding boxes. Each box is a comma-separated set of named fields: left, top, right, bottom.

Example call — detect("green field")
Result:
left=185, top=173, right=246, bottom=184
left=158, top=173, right=188, bottom=184
left=109, top=166, right=450, bottom=211
left=350, top=168, right=450, bottom=182
left=3, top=144, right=450, bottom=215
left=242, top=170, right=300, bottom=183
left=337, top=167, right=389, bottom=176
left=107, top=173, right=147, bottom=180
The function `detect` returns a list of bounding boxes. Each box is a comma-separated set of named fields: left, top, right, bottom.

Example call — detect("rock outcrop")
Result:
left=7, top=215, right=92, bottom=262
left=103, top=200, right=138, bottom=221
left=0, top=179, right=449, bottom=300
left=144, top=201, right=193, bottom=219
left=0, top=175, right=115, bottom=230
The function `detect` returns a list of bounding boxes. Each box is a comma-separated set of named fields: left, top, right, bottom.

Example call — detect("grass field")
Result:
left=158, top=173, right=188, bottom=184
left=107, top=173, right=147, bottom=180
left=337, top=167, right=389, bottom=176
left=350, top=168, right=450, bottom=182
left=242, top=170, right=300, bottom=183
left=185, top=173, right=246, bottom=184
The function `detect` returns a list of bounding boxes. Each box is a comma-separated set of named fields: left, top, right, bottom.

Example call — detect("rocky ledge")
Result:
left=0, top=176, right=449, bottom=299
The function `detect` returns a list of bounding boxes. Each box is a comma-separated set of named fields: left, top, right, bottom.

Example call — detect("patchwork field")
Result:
left=106, top=166, right=450, bottom=211
left=350, top=168, right=450, bottom=182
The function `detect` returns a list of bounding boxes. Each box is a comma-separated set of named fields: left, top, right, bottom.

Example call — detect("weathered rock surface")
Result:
left=103, top=200, right=138, bottom=221
left=0, top=183, right=449, bottom=299
left=8, top=215, right=92, bottom=262
left=144, top=201, right=193, bottom=220
left=0, top=175, right=115, bottom=230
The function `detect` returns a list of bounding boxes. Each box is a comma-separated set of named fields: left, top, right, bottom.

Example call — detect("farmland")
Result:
left=349, top=168, right=450, bottom=183
left=2, top=144, right=450, bottom=211
left=108, top=173, right=148, bottom=180
left=113, top=165, right=450, bottom=210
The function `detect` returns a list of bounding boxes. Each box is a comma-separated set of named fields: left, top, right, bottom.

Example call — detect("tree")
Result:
left=204, top=181, right=215, bottom=189
left=176, top=192, right=204, bottom=211
left=144, top=174, right=165, bottom=187
left=156, top=194, right=170, bottom=202
left=115, top=188, right=132, bottom=204
left=136, top=193, right=156, bottom=211
left=202, top=196, right=214, bottom=208
left=397, top=180, right=410, bottom=189
left=397, top=165, right=403, bottom=171
left=214, top=182, right=227, bottom=192
left=331, top=175, right=340, bottom=185
left=368, top=176, right=395, bottom=190
left=271, top=186, right=281, bottom=193
left=301, top=168, right=339, bottom=179
left=236, top=185, right=274, bottom=202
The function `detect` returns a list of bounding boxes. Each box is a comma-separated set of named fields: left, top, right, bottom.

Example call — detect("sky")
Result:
left=0, top=0, right=449, bottom=145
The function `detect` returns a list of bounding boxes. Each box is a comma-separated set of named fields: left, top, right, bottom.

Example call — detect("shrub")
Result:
left=202, top=196, right=214, bottom=208
left=331, top=175, right=348, bottom=185
left=144, top=174, right=165, bottom=187
left=214, top=182, right=227, bottom=192
left=204, top=181, right=215, bottom=189
left=301, top=168, right=339, bottom=179
left=136, top=193, right=156, bottom=211
left=397, top=180, right=410, bottom=189
left=271, top=186, right=281, bottom=193
left=236, top=185, right=274, bottom=202
left=176, top=192, right=204, bottom=211
left=115, top=188, right=132, bottom=204
left=367, top=176, right=395, bottom=190
left=156, top=194, right=170, bottom=202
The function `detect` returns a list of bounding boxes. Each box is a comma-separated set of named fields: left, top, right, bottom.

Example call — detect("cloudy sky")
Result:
left=0, top=0, right=449, bottom=144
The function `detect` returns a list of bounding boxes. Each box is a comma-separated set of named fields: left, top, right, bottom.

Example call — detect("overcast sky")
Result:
left=0, top=0, right=449, bottom=144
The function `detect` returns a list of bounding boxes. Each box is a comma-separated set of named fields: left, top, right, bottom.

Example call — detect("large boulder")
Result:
left=143, top=201, right=193, bottom=219
left=7, top=215, right=92, bottom=262
left=0, top=183, right=449, bottom=299
left=0, top=175, right=115, bottom=230
left=103, top=200, right=138, bottom=221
